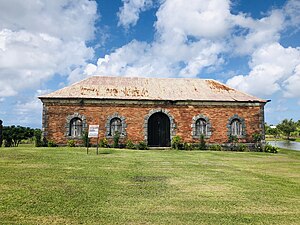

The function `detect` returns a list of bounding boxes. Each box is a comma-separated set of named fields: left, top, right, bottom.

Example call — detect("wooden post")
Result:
left=96, top=136, right=99, bottom=155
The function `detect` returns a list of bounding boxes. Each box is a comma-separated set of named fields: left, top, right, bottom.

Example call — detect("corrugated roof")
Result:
left=39, top=76, right=267, bottom=103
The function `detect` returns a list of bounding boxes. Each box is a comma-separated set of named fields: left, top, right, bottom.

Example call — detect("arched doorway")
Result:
left=148, top=112, right=170, bottom=147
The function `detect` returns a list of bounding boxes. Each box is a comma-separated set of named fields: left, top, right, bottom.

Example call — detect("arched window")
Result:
left=69, top=118, right=83, bottom=137
left=192, top=114, right=212, bottom=139
left=231, top=119, right=242, bottom=136
left=195, top=118, right=207, bottom=136
left=227, top=115, right=246, bottom=138
left=110, top=117, right=122, bottom=136
left=105, top=113, right=127, bottom=138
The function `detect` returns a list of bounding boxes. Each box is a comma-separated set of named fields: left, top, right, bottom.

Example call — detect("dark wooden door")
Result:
left=148, top=112, right=170, bottom=147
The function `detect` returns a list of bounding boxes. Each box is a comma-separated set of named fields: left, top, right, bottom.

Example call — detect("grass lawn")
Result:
left=0, top=146, right=299, bottom=225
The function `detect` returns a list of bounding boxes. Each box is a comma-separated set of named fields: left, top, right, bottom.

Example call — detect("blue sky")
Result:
left=0, top=0, right=300, bottom=128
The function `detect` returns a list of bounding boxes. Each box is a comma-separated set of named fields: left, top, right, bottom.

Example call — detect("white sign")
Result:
left=88, top=125, right=99, bottom=138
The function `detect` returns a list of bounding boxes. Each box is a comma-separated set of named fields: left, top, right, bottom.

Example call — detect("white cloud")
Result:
left=283, top=64, right=300, bottom=98
left=118, top=0, right=154, bottom=28
left=80, top=0, right=232, bottom=79
left=83, top=0, right=298, bottom=83
left=0, top=0, right=97, bottom=98
left=227, top=43, right=300, bottom=96
left=155, top=0, right=232, bottom=40
left=233, top=10, right=284, bottom=55
left=0, top=0, right=97, bottom=41
left=284, top=0, right=300, bottom=28
left=13, top=89, right=51, bottom=127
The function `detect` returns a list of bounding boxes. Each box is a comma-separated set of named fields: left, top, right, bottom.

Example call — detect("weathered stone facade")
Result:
left=39, top=76, right=268, bottom=146
left=41, top=98, right=265, bottom=145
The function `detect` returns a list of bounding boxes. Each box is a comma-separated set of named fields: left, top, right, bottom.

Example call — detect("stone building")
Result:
left=39, top=76, right=268, bottom=147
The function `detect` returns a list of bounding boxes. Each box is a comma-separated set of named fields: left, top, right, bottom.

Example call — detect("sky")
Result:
left=0, top=0, right=300, bottom=128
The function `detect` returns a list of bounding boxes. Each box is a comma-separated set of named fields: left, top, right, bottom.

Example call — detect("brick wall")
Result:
left=42, top=101, right=264, bottom=145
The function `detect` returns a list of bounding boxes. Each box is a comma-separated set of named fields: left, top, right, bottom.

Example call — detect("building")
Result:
left=39, top=76, right=268, bottom=147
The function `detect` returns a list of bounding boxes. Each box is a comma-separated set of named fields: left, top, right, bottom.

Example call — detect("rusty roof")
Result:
left=39, top=76, right=267, bottom=103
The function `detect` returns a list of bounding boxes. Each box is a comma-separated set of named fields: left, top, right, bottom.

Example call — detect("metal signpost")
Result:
left=88, top=125, right=100, bottom=155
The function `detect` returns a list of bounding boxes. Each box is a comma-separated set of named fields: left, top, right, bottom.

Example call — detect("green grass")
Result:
left=0, top=147, right=299, bottom=225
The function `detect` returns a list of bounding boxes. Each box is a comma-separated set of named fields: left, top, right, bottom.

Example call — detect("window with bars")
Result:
left=109, top=117, right=122, bottom=136
left=231, top=119, right=243, bottom=136
left=69, top=118, right=83, bottom=137
left=195, top=118, right=207, bottom=136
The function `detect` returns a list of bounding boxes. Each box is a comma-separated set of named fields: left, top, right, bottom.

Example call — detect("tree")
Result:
left=3, top=126, right=34, bottom=147
left=268, top=127, right=280, bottom=138
left=277, top=119, right=297, bottom=140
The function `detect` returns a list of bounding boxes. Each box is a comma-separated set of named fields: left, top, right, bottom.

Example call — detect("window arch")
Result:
left=231, top=119, right=242, bottom=136
left=105, top=113, right=127, bottom=138
left=69, top=117, right=83, bottom=137
left=65, top=113, right=87, bottom=138
left=195, top=118, right=207, bottom=136
left=109, top=117, right=122, bottom=136
left=192, top=114, right=212, bottom=138
left=227, top=115, right=246, bottom=138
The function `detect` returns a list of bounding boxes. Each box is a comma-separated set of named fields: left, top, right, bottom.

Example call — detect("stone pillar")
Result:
left=260, top=104, right=266, bottom=143
left=0, top=120, right=3, bottom=147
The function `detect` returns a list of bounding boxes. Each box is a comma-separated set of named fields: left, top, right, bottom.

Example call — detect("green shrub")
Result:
left=237, top=143, right=248, bottom=152
left=67, top=140, right=76, bottom=147
left=252, top=133, right=262, bottom=143
left=126, top=140, right=135, bottom=149
left=34, top=129, right=43, bottom=147
left=81, top=131, right=90, bottom=147
left=199, top=134, right=206, bottom=150
left=48, top=140, right=58, bottom=147
left=228, top=135, right=238, bottom=143
left=137, top=141, right=148, bottom=150
left=99, top=138, right=109, bottom=148
left=172, top=135, right=183, bottom=150
left=183, top=142, right=193, bottom=150
left=264, top=144, right=278, bottom=153
left=42, top=137, right=48, bottom=147
left=209, top=144, right=222, bottom=151
left=113, top=131, right=120, bottom=148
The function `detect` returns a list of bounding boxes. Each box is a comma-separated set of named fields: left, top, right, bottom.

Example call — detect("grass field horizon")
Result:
left=0, top=146, right=299, bottom=224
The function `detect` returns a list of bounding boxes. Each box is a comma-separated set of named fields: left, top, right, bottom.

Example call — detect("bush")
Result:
left=34, top=129, right=43, bottom=147
left=82, top=131, right=90, bottom=147
left=209, top=144, right=222, bottom=151
left=172, top=136, right=183, bottom=150
left=113, top=132, right=120, bottom=148
left=4, top=140, right=11, bottom=147
left=237, top=143, right=248, bottom=152
left=199, top=134, right=206, bottom=150
left=48, top=140, right=58, bottom=147
left=252, top=133, right=262, bottom=143
left=126, top=140, right=135, bottom=149
left=183, top=142, right=193, bottom=150
left=99, top=138, right=108, bottom=148
left=264, top=144, right=278, bottom=153
left=137, top=141, right=148, bottom=150
left=67, top=140, right=76, bottom=147
left=42, top=137, right=48, bottom=147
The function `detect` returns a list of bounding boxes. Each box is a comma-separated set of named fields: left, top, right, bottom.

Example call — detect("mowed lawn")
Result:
left=0, top=146, right=299, bottom=225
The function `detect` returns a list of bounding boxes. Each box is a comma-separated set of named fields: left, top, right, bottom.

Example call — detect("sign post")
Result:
left=88, top=125, right=100, bottom=155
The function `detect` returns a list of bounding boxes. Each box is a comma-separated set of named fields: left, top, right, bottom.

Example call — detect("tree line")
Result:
left=0, top=125, right=44, bottom=147
left=265, top=119, right=300, bottom=140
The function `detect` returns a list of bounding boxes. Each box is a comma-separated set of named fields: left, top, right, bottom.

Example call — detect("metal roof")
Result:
left=39, top=76, right=267, bottom=103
